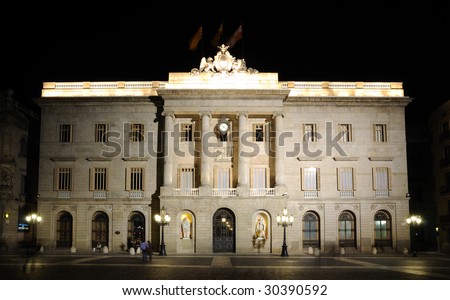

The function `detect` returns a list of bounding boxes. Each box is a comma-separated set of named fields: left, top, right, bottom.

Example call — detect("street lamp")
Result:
left=277, top=207, right=294, bottom=257
left=406, top=215, right=422, bottom=257
left=154, top=206, right=171, bottom=256
left=25, top=213, right=42, bottom=253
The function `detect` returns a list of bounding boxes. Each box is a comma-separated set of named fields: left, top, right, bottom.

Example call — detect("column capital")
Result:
left=162, top=111, right=175, bottom=119
left=199, top=111, right=212, bottom=119
left=272, top=112, right=284, bottom=119
left=236, top=111, right=248, bottom=118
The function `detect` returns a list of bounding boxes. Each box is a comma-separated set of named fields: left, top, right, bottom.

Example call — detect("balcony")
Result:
left=129, top=191, right=144, bottom=199
left=93, top=191, right=107, bottom=198
left=173, top=188, right=199, bottom=196
left=375, top=190, right=390, bottom=198
left=339, top=190, right=355, bottom=198
left=57, top=191, right=72, bottom=199
left=212, top=188, right=237, bottom=196
left=249, top=188, right=275, bottom=196
left=304, top=191, right=318, bottom=198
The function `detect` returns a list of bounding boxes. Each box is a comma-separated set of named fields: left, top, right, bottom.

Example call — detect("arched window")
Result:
left=338, top=210, right=356, bottom=248
left=56, top=211, right=72, bottom=248
left=374, top=210, right=392, bottom=247
left=302, top=211, right=320, bottom=248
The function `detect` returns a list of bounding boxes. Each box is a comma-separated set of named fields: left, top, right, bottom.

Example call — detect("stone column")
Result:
left=161, top=111, right=174, bottom=196
left=273, top=112, right=287, bottom=196
left=237, top=112, right=249, bottom=196
left=199, top=112, right=212, bottom=195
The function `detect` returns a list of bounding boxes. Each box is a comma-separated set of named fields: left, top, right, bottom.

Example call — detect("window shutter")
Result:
left=316, top=168, right=320, bottom=191
left=372, top=168, right=376, bottom=190
left=105, top=168, right=109, bottom=191
left=141, top=168, right=145, bottom=191
left=125, top=168, right=130, bottom=191
left=300, top=168, right=304, bottom=191
left=69, top=168, right=73, bottom=191
left=388, top=167, right=392, bottom=190
left=89, top=168, right=94, bottom=191
left=337, top=168, right=341, bottom=191
left=265, top=167, right=270, bottom=188
left=352, top=167, right=356, bottom=191
left=53, top=168, right=58, bottom=191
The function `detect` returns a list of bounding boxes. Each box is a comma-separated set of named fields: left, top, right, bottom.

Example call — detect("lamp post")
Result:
left=406, top=215, right=422, bottom=257
left=25, top=213, right=42, bottom=253
left=277, top=207, right=294, bottom=257
left=154, top=206, right=171, bottom=256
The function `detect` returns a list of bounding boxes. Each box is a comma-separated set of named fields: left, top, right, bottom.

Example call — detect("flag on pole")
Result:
left=226, top=25, right=242, bottom=49
left=210, top=21, right=223, bottom=48
left=188, top=26, right=203, bottom=51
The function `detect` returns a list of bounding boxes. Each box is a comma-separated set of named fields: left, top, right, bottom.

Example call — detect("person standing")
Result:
left=139, top=240, right=148, bottom=262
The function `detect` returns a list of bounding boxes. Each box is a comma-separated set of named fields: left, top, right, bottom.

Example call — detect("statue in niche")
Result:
left=254, top=216, right=266, bottom=239
left=181, top=216, right=191, bottom=239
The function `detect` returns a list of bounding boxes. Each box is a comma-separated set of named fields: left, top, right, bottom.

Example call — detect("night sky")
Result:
left=1, top=0, right=449, bottom=124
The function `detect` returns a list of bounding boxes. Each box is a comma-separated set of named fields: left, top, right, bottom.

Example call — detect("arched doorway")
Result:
left=302, top=211, right=320, bottom=249
left=338, top=210, right=356, bottom=248
left=374, top=210, right=392, bottom=248
left=213, top=208, right=235, bottom=253
left=92, top=211, right=109, bottom=249
left=56, top=211, right=73, bottom=248
left=128, top=211, right=145, bottom=249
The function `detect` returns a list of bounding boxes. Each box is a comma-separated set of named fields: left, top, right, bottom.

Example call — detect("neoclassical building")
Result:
left=36, top=46, right=412, bottom=254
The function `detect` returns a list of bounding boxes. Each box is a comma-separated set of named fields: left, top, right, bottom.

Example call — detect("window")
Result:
left=59, top=124, right=73, bottom=143
left=253, top=124, right=265, bottom=142
left=302, top=211, right=320, bottom=248
left=180, top=123, right=193, bottom=142
left=373, top=124, right=387, bottom=142
left=130, top=124, right=144, bottom=142
left=95, top=124, right=109, bottom=142
left=373, top=167, right=391, bottom=197
left=251, top=168, right=268, bottom=189
left=374, top=210, right=392, bottom=247
left=338, top=124, right=352, bottom=142
left=337, top=167, right=355, bottom=191
left=215, top=168, right=231, bottom=189
left=125, top=168, right=144, bottom=191
left=338, top=210, right=356, bottom=248
left=301, top=167, right=320, bottom=191
left=177, top=167, right=195, bottom=190
left=90, top=168, right=108, bottom=191
left=53, top=167, right=72, bottom=191
left=303, top=124, right=317, bottom=142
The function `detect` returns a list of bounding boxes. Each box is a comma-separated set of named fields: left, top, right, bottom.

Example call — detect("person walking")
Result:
left=139, top=240, right=148, bottom=262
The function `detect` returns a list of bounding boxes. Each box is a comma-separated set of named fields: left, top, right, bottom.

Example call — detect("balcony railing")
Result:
left=304, top=191, right=318, bottom=198
left=375, top=190, right=390, bottom=198
left=129, top=191, right=144, bottom=199
left=339, top=190, right=355, bottom=198
left=93, top=191, right=107, bottom=198
left=212, top=188, right=237, bottom=196
left=249, top=188, right=275, bottom=196
left=173, top=188, right=199, bottom=196
left=57, top=191, right=72, bottom=198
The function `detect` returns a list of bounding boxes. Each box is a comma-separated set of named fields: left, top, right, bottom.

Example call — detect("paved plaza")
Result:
left=1, top=251, right=450, bottom=280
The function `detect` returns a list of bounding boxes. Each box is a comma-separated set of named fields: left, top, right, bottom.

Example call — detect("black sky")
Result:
left=1, top=0, right=449, bottom=124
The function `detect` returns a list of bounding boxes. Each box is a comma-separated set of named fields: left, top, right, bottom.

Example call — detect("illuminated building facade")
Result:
left=36, top=46, right=412, bottom=254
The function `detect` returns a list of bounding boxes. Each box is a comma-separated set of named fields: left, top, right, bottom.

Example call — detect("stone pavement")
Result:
left=1, top=251, right=450, bottom=280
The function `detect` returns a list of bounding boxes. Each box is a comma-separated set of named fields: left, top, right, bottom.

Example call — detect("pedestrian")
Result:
left=146, top=240, right=153, bottom=262
left=139, top=240, right=148, bottom=262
